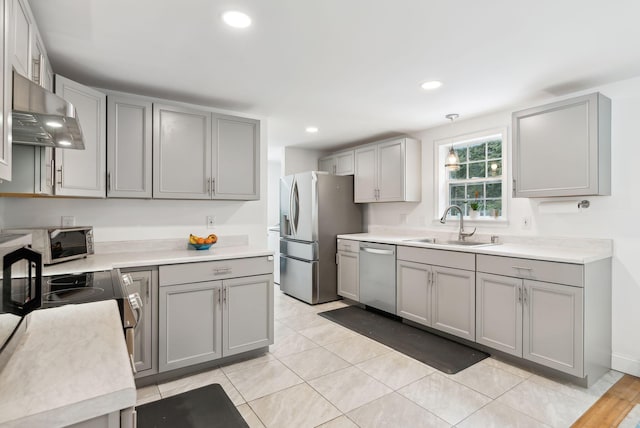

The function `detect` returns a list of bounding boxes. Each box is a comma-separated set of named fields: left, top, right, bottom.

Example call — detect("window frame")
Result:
left=433, top=127, right=509, bottom=224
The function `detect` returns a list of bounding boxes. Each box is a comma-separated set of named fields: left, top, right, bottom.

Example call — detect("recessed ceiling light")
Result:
left=421, top=80, right=443, bottom=90
left=58, top=140, right=72, bottom=146
left=222, top=11, right=251, bottom=28
left=305, top=126, right=318, bottom=133
left=46, top=121, right=63, bottom=128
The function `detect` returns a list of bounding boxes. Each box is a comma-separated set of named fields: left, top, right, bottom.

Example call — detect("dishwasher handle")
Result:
left=361, top=247, right=395, bottom=256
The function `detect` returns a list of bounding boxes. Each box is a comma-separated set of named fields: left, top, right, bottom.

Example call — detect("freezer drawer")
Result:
left=280, top=239, right=319, bottom=260
left=279, top=255, right=319, bottom=304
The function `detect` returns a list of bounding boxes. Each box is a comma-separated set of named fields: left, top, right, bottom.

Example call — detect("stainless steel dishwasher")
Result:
left=359, top=242, right=396, bottom=314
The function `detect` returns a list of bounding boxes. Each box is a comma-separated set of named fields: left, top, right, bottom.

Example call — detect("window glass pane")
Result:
left=468, top=162, right=486, bottom=179
left=468, top=142, right=486, bottom=161
left=449, top=184, right=466, bottom=200
left=487, top=140, right=502, bottom=159
left=488, top=160, right=502, bottom=177
left=486, top=199, right=502, bottom=217
left=448, top=164, right=467, bottom=180
left=486, top=182, right=502, bottom=198
left=455, top=146, right=467, bottom=162
left=467, top=184, right=484, bottom=200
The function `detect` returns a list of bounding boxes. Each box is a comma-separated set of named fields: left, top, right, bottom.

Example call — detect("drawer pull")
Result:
left=512, top=266, right=533, bottom=271
left=213, top=267, right=232, bottom=275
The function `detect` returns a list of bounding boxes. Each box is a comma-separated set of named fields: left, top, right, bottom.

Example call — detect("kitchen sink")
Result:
left=404, top=238, right=492, bottom=247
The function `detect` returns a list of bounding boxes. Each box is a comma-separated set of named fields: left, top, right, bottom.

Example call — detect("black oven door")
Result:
left=2, top=246, right=42, bottom=316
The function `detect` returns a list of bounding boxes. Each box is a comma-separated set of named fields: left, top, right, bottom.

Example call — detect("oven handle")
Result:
left=128, top=292, right=143, bottom=327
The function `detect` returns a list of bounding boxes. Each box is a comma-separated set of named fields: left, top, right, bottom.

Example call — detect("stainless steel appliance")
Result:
left=5, top=226, right=94, bottom=265
left=279, top=171, right=361, bottom=304
left=40, top=269, right=142, bottom=373
left=12, top=70, right=85, bottom=150
left=359, top=242, right=396, bottom=314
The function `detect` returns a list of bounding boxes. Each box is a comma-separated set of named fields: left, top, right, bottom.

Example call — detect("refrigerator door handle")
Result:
left=291, top=178, right=300, bottom=237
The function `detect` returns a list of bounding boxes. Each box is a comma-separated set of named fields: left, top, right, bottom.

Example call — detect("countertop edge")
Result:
left=337, top=233, right=612, bottom=264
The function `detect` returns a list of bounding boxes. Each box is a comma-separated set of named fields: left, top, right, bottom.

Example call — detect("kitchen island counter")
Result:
left=0, top=300, right=135, bottom=428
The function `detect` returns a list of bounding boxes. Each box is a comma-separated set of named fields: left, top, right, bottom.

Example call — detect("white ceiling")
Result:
left=29, top=0, right=640, bottom=157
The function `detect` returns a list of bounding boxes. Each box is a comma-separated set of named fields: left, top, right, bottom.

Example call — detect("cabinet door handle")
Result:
left=223, top=287, right=227, bottom=304
left=206, top=177, right=211, bottom=195
left=523, top=287, right=528, bottom=305
left=212, top=178, right=215, bottom=195
left=518, top=286, right=522, bottom=303
left=57, top=164, right=63, bottom=186
left=213, top=267, right=232, bottom=275
left=512, top=266, right=533, bottom=271
left=107, top=172, right=111, bottom=193
left=218, top=288, right=222, bottom=304
left=50, top=159, right=55, bottom=188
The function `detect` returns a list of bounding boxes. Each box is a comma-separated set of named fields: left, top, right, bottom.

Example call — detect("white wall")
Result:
left=366, top=76, right=640, bottom=376
left=267, top=159, right=281, bottom=226
left=282, top=147, right=323, bottom=175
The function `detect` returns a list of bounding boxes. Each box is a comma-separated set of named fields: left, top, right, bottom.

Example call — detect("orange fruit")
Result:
left=196, top=237, right=205, bottom=244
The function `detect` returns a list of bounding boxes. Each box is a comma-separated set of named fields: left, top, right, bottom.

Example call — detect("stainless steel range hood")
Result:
left=12, top=71, right=85, bottom=150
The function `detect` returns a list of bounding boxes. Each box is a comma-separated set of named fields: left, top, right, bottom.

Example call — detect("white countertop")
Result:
left=0, top=301, right=136, bottom=428
left=42, top=244, right=274, bottom=276
left=338, top=233, right=612, bottom=264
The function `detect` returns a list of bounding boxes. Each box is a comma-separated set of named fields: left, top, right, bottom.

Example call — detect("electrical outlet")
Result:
left=61, top=216, right=76, bottom=227
left=521, top=216, right=531, bottom=229
left=206, top=215, right=216, bottom=229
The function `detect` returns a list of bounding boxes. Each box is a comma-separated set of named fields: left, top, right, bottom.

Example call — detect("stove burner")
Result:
left=43, top=287, right=105, bottom=303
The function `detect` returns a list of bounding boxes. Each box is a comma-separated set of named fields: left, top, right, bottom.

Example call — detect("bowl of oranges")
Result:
left=188, top=233, right=217, bottom=250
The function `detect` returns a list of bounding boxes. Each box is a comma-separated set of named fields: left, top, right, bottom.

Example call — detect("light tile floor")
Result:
left=137, top=286, right=625, bottom=427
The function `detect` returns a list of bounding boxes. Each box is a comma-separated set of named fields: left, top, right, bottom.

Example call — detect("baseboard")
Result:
left=612, top=353, right=640, bottom=377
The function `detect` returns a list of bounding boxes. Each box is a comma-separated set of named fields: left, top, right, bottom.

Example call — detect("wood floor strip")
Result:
left=572, top=374, right=640, bottom=428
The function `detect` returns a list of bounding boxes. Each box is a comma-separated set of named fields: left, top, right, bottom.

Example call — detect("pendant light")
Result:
left=444, top=113, right=461, bottom=171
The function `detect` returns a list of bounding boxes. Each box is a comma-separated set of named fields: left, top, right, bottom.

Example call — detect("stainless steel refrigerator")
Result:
left=280, top=171, right=361, bottom=304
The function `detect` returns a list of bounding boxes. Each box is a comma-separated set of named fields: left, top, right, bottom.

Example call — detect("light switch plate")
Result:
left=206, top=215, right=215, bottom=229
left=61, top=216, right=76, bottom=227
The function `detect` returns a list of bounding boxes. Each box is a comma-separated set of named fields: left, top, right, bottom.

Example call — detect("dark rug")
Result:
left=319, top=306, right=488, bottom=374
left=136, top=383, right=248, bottom=428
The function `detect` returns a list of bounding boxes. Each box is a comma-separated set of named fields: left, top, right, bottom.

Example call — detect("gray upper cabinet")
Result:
left=11, top=0, right=30, bottom=78
left=107, top=95, right=153, bottom=198
left=318, top=150, right=355, bottom=175
left=0, top=0, right=11, bottom=181
left=512, top=92, right=611, bottom=198
left=54, top=75, right=107, bottom=197
left=153, top=104, right=260, bottom=200
left=153, top=103, right=212, bottom=200
left=212, top=113, right=260, bottom=200
left=354, top=138, right=421, bottom=203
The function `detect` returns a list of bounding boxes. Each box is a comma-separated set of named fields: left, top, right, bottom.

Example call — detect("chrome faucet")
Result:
left=440, top=205, right=476, bottom=241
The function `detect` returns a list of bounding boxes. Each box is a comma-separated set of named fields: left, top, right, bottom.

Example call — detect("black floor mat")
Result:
left=319, top=306, right=488, bottom=374
left=136, top=383, right=248, bottom=428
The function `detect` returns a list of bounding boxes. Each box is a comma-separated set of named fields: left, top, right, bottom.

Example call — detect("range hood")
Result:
left=12, top=71, right=85, bottom=150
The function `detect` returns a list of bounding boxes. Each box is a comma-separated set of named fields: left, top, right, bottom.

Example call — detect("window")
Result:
left=436, top=129, right=507, bottom=221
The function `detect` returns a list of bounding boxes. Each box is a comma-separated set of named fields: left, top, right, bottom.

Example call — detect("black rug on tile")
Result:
left=136, top=383, right=248, bottom=428
left=319, top=305, right=488, bottom=374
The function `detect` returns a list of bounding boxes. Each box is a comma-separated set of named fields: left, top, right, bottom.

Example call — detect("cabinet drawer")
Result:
left=337, top=239, right=359, bottom=253
left=477, top=254, right=583, bottom=287
left=397, top=246, right=475, bottom=271
left=160, top=257, right=273, bottom=286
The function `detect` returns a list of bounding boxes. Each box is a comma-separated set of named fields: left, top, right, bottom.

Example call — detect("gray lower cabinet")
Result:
left=121, top=268, right=157, bottom=377
left=158, top=257, right=274, bottom=373
left=336, top=239, right=359, bottom=301
left=476, top=254, right=610, bottom=384
left=396, top=246, right=475, bottom=341
left=159, top=280, right=223, bottom=372
left=107, top=94, right=153, bottom=198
